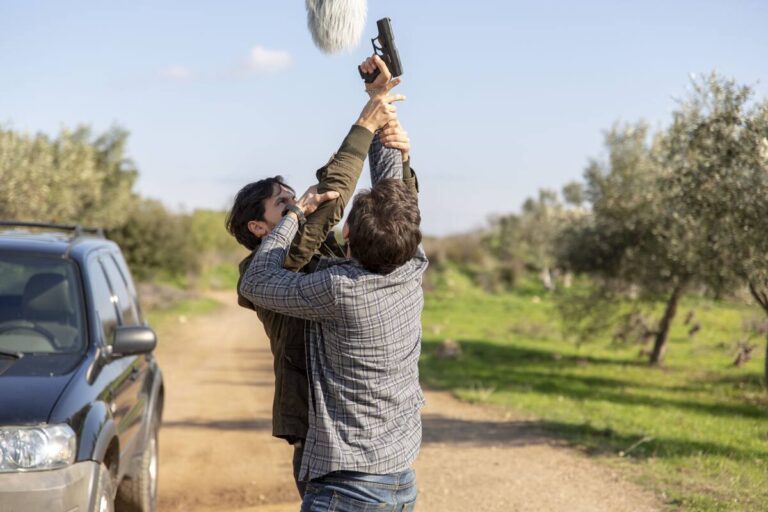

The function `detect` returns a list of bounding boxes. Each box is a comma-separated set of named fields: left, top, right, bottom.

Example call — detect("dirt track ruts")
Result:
left=155, top=291, right=661, bottom=512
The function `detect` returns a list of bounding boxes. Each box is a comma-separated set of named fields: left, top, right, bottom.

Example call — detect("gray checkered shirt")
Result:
left=240, top=133, right=426, bottom=481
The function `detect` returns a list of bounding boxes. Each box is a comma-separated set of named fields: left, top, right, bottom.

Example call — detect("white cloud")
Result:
left=157, top=46, right=291, bottom=83
left=246, top=46, right=292, bottom=74
left=159, top=65, right=193, bottom=80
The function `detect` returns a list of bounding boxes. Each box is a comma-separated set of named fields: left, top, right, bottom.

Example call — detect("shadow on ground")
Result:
left=420, top=413, right=762, bottom=462
left=420, top=338, right=768, bottom=461
left=163, top=418, right=272, bottom=431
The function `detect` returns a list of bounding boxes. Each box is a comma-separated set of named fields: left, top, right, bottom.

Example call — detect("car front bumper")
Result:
left=0, top=461, right=100, bottom=512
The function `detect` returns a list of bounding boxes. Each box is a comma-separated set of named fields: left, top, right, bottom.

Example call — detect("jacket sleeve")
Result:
left=283, top=125, right=373, bottom=272
left=402, top=160, right=419, bottom=196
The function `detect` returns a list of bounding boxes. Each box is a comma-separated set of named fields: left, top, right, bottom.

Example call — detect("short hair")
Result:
left=346, top=179, right=421, bottom=274
left=226, top=176, right=294, bottom=250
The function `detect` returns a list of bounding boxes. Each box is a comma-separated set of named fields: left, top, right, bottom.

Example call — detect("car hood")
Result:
left=0, top=353, right=83, bottom=425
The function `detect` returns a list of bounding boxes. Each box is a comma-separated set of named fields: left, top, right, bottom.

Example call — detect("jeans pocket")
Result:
left=330, top=492, right=392, bottom=512
left=400, top=498, right=417, bottom=512
left=301, top=485, right=333, bottom=512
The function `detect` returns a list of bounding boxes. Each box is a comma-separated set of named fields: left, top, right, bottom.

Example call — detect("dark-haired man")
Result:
left=226, top=56, right=416, bottom=498
left=239, top=131, right=427, bottom=510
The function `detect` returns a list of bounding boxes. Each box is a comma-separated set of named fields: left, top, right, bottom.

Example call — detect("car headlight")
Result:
left=0, top=424, right=76, bottom=472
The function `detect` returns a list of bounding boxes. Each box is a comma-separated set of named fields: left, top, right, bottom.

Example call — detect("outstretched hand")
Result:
left=295, top=185, right=340, bottom=217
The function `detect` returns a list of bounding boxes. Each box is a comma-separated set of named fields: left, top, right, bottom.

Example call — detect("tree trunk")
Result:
left=649, top=281, right=687, bottom=365
left=747, top=282, right=768, bottom=384
left=765, top=334, right=768, bottom=385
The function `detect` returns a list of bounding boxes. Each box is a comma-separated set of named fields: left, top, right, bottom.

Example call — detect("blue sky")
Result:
left=2, top=0, right=767, bottom=235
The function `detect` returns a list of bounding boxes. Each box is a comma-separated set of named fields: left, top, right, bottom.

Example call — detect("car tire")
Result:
left=115, top=419, right=159, bottom=512
left=95, top=462, right=116, bottom=512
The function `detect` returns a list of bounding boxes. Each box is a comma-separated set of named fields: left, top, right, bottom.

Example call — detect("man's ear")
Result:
left=247, top=220, right=268, bottom=239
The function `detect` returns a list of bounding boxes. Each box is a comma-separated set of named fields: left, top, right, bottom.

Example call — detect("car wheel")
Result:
left=94, top=462, right=115, bottom=512
left=115, top=420, right=159, bottom=512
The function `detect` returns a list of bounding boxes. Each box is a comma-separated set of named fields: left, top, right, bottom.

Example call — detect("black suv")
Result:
left=0, top=222, right=164, bottom=512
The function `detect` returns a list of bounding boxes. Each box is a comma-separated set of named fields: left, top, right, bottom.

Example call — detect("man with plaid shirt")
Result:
left=239, top=57, right=425, bottom=512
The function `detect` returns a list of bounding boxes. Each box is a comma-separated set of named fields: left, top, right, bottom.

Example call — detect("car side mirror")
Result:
left=112, top=325, right=157, bottom=356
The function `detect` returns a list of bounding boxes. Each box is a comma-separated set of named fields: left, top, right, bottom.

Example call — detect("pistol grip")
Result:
left=358, top=65, right=380, bottom=84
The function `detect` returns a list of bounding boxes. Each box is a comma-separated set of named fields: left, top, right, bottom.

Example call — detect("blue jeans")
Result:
left=300, top=469, right=417, bottom=512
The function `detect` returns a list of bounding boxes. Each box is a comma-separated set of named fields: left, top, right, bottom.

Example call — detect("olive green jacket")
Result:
left=236, top=125, right=417, bottom=442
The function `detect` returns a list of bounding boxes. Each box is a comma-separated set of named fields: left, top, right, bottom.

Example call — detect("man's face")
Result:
left=247, top=183, right=296, bottom=239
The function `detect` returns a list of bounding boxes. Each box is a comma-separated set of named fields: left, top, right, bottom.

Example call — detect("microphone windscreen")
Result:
left=306, top=0, right=368, bottom=54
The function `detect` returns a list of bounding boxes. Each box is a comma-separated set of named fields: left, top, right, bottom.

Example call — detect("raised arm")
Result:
left=359, top=54, right=418, bottom=194
left=283, top=125, right=372, bottom=271
left=283, top=72, right=405, bottom=271
left=369, top=121, right=418, bottom=194
left=368, top=129, right=403, bottom=183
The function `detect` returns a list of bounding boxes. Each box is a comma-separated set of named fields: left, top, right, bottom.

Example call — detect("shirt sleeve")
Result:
left=283, top=125, right=374, bottom=271
left=369, top=131, right=420, bottom=196
left=368, top=130, right=403, bottom=184
left=241, top=214, right=340, bottom=321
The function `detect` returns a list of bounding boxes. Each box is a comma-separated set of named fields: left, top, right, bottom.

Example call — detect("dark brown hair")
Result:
left=346, top=179, right=421, bottom=274
left=226, top=176, right=294, bottom=250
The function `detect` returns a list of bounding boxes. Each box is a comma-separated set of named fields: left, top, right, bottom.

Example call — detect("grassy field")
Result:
left=141, top=261, right=238, bottom=328
left=420, top=268, right=768, bottom=511
left=145, top=295, right=221, bottom=328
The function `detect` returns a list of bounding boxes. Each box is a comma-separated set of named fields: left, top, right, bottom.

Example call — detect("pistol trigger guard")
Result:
left=371, top=39, right=385, bottom=56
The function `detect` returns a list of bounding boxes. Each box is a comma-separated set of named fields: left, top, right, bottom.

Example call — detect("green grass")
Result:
left=145, top=296, right=221, bottom=328
left=198, top=262, right=240, bottom=290
left=420, top=268, right=768, bottom=511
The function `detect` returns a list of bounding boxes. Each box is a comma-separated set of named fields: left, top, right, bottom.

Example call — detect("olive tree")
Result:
left=558, top=121, right=698, bottom=363
left=0, top=125, right=137, bottom=228
left=663, top=73, right=768, bottom=380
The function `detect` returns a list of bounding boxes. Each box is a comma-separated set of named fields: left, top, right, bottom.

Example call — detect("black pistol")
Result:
left=358, top=17, right=403, bottom=83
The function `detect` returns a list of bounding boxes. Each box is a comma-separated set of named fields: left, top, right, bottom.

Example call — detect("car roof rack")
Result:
left=0, top=221, right=105, bottom=238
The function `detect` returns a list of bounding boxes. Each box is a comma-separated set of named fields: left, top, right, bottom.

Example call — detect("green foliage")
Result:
left=0, top=124, right=243, bottom=288
left=187, top=209, right=247, bottom=289
left=562, top=181, right=585, bottom=207
left=488, top=189, right=585, bottom=280
left=657, top=74, right=768, bottom=378
left=189, top=209, right=242, bottom=255
left=563, top=121, right=688, bottom=296
left=423, top=234, right=509, bottom=292
left=555, top=74, right=768, bottom=367
left=421, top=287, right=768, bottom=511
left=108, top=199, right=199, bottom=281
left=0, top=125, right=137, bottom=228
left=659, top=74, right=767, bottom=294
left=555, top=280, right=623, bottom=346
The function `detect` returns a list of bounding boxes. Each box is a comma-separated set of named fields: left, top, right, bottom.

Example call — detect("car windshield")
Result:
left=0, top=253, right=85, bottom=354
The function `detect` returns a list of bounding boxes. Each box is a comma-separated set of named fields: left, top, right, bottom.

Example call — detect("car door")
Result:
left=99, top=253, right=148, bottom=458
left=86, top=253, right=137, bottom=459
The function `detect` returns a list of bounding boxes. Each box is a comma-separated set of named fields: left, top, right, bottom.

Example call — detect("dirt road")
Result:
left=155, top=291, right=661, bottom=512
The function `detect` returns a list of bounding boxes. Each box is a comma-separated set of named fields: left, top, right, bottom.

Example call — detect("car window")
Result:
left=0, top=253, right=85, bottom=353
left=100, top=256, right=139, bottom=326
left=107, top=253, right=142, bottom=322
left=88, top=258, right=119, bottom=346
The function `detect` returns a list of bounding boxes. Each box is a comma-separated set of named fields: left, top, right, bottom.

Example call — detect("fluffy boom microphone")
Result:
left=306, top=0, right=368, bottom=54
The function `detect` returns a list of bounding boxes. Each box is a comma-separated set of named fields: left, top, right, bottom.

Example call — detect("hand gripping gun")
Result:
left=358, top=17, right=403, bottom=83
